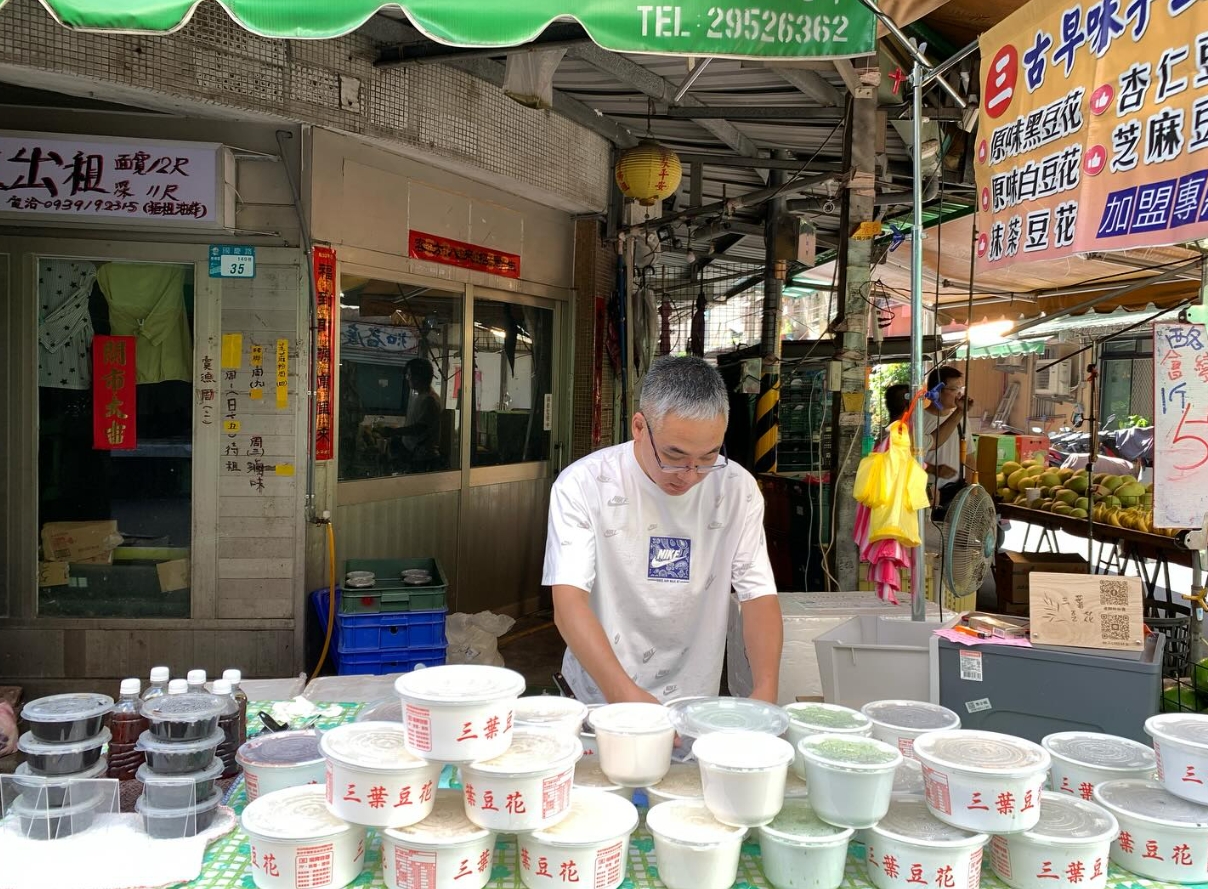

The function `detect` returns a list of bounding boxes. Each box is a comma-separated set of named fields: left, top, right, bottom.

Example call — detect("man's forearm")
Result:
left=741, top=594, right=783, bottom=703
left=552, top=585, right=649, bottom=703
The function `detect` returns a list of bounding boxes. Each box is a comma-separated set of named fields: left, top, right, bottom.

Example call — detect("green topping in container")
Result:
left=767, top=801, right=847, bottom=838
left=807, top=737, right=898, bottom=765
left=788, top=704, right=868, bottom=730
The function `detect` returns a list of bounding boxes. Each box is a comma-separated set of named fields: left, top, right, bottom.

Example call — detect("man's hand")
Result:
left=937, top=465, right=958, bottom=480
left=750, top=683, right=779, bottom=705
left=608, top=682, right=661, bottom=706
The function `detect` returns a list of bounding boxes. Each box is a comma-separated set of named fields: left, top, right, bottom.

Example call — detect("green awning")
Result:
left=952, top=340, right=1047, bottom=359
left=7, top=0, right=875, bottom=58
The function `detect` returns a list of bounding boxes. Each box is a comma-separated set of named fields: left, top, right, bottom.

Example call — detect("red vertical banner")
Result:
left=93, top=335, right=137, bottom=450
left=313, top=245, right=337, bottom=462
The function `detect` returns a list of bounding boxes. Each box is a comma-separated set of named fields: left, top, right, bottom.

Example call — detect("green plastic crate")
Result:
left=341, top=557, right=448, bottom=614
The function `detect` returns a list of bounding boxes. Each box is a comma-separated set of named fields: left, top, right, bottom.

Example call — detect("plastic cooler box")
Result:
left=937, top=634, right=1164, bottom=745
left=312, top=589, right=447, bottom=676
left=341, top=558, right=448, bottom=614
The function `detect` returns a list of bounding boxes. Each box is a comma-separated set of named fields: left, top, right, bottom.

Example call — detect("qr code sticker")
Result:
left=1100, top=580, right=1129, bottom=607
left=1102, top=613, right=1131, bottom=641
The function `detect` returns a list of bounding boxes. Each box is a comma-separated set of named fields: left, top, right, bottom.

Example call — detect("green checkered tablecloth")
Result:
left=184, top=703, right=1194, bottom=889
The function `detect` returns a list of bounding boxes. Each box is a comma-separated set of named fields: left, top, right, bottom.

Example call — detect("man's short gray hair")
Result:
left=639, top=356, right=730, bottom=424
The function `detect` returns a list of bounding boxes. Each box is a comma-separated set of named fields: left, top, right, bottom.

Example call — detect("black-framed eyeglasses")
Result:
left=647, top=425, right=729, bottom=475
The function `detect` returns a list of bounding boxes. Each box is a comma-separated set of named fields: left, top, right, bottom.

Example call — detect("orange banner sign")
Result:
left=313, top=245, right=336, bottom=461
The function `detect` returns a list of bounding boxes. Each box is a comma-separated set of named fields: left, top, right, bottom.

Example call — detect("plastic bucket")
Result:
left=784, top=703, right=871, bottom=780
left=518, top=790, right=639, bottom=889
left=394, top=665, right=526, bottom=764
left=757, top=800, right=853, bottom=889
left=1093, top=778, right=1208, bottom=883
left=381, top=790, right=496, bottom=889
left=320, top=722, right=443, bottom=828
left=799, top=733, right=902, bottom=829
left=914, top=730, right=1051, bottom=834
left=693, top=730, right=794, bottom=828
left=458, top=729, right=582, bottom=832
left=989, top=792, right=1118, bottom=889
left=589, top=703, right=674, bottom=788
left=862, top=700, right=961, bottom=761
left=1042, top=732, right=1156, bottom=801
left=1145, top=714, right=1208, bottom=804
left=645, top=800, right=745, bottom=889
left=866, top=797, right=988, bottom=889
left=242, top=786, right=366, bottom=889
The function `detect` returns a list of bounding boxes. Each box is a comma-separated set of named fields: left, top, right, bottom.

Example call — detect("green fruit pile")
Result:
left=1163, top=662, right=1208, bottom=712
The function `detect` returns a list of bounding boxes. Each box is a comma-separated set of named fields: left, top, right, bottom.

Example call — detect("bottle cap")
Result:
left=186, top=669, right=207, bottom=685
left=212, top=679, right=232, bottom=696
left=120, top=678, right=141, bottom=696
left=149, top=666, right=170, bottom=683
left=168, top=679, right=188, bottom=694
left=222, top=669, right=242, bottom=684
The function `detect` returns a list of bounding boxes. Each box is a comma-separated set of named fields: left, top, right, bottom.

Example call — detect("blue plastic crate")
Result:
left=313, top=589, right=450, bottom=674
left=331, top=645, right=447, bottom=676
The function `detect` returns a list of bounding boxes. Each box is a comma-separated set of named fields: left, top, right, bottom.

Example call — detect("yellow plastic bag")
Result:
left=854, top=449, right=890, bottom=507
left=867, top=421, right=930, bottom=546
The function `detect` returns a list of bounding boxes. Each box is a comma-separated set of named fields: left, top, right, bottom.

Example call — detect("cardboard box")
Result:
left=1016, top=435, right=1049, bottom=465
left=156, top=559, right=190, bottom=593
left=976, top=435, right=1017, bottom=489
left=38, top=561, right=69, bottom=587
left=41, top=520, right=121, bottom=563
left=994, top=550, right=1088, bottom=607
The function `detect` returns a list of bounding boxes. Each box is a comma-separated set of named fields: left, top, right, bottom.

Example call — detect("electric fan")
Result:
left=942, top=484, right=998, bottom=599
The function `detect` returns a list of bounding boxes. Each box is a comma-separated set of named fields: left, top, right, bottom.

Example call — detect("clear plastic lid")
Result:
left=514, top=696, right=588, bottom=728
left=645, top=800, right=745, bottom=845
left=137, top=757, right=223, bottom=786
left=574, top=758, right=621, bottom=790
left=135, top=788, right=222, bottom=818
left=863, top=700, right=961, bottom=732
left=22, top=693, right=113, bottom=724
left=14, top=758, right=107, bottom=785
left=531, top=790, right=638, bottom=843
left=136, top=728, right=224, bottom=755
left=1146, top=714, right=1208, bottom=749
left=11, top=791, right=102, bottom=818
left=1023, top=792, right=1118, bottom=844
left=466, top=729, right=581, bottom=775
left=1043, top=732, right=1156, bottom=771
left=1094, top=779, right=1208, bottom=827
left=874, top=797, right=986, bottom=846
left=384, top=790, right=490, bottom=844
left=589, top=702, right=672, bottom=736
left=914, top=731, right=1049, bottom=777
left=667, top=697, right=789, bottom=739
left=761, top=800, right=853, bottom=844
left=786, top=702, right=871, bottom=733
left=19, top=727, right=111, bottom=756
left=394, top=665, right=525, bottom=706
left=894, top=759, right=926, bottom=796
left=799, top=734, right=902, bottom=771
left=237, top=729, right=323, bottom=767
left=319, top=722, right=425, bottom=771
left=242, top=785, right=353, bottom=840
left=141, top=693, right=224, bottom=723
left=692, top=731, right=794, bottom=771
left=357, top=699, right=402, bottom=723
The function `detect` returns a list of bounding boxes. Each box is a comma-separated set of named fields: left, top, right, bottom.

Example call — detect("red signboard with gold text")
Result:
left=93, top=335, right=137, bottom=450
left=313, top=245, right=336, bottom=462
left=409, top=230, right=520, bottom=278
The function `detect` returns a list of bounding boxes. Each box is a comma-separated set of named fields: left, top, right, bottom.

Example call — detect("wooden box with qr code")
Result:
left=1027, top=574, right=1144, bottom=652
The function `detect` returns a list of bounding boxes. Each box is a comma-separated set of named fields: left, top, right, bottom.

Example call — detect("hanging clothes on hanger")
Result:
left=38, top=259, right=98, bottom=390
left=687, top=289, right=707, bottom=357
left=658, top=298, right=672, bottom=356
left=96, top=263, right=192, bottom=384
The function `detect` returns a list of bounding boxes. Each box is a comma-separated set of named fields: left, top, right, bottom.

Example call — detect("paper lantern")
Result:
left=615, top=140, right=682, bottom=207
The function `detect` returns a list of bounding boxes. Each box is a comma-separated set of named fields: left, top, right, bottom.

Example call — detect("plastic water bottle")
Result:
left=107, top=678, right=146, bottom=780
left=142, top=666, right=170, bottom=702
left=186, top=669, right=207, bottom=693
left=167, top=679, right=188, bottom=695
left=212, top=679, right=241, bottom=778
left=222, top=668, right=248, bottom=748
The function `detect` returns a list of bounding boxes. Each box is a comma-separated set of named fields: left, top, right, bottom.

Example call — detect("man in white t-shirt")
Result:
left=542, top=356, right=783, bottom=705
left=922, top=365, right=970, bottom=496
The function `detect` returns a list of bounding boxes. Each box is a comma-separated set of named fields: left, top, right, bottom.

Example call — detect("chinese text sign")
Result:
left=409, top=231, right=521, bottom=279
left=0, top=131, right=220, bottom=225
left=314, top=246, right=336, bottom=462
left=1153, top=322, right=1208, bottom=529
left=93, top=335, right=137, bottom=450
left=975, top=0, right=1208, bottom=270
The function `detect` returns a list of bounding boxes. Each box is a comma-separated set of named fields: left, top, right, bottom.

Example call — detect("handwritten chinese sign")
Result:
left=276, top=339, right=290, bottom=412
left=93, top=335, right=136, bottom=450
left=1028, top=573, right=1142, bottom=650
left=314, top=246, right=336, bottom=461
left=0, top=131, right=220, bottom=225
left=975, top=0, right=1208, bottom=270
left=1154, top=322, right=1208, bottom=528
left=409, top=231, right=521, bottom=279
left=342, top=321, right=417, bottom=354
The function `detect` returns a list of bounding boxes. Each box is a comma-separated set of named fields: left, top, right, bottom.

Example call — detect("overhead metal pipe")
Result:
left=672, top=57, right=713, bottom=103
left=855, top=0, right=967, bottom=108
left=622, top=172, right=836, bottom=231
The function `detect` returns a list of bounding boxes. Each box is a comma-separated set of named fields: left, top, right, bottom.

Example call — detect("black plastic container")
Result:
left=21, top=693, right=113, bottom=743
left=136, top=729, right=224, bottom=774
left=136, top=757, right=223, bottom=808
left=11, top=792, right=102, bottom=840
left=12, top=759, right=108, bottom=807
left=17, top=728, right=111, bottom=777
left=136, top=789, right=222, bottom=838
left=141, top=693, right=223, bottom=741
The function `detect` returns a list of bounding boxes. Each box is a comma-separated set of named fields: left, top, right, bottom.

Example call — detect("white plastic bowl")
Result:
left=320, top=722, right=443, bottom=828
left=785, top=703, right=872, bottom=780
left=237, top=729, right=324, bottom=802
left=573, top=758, right=634, bottom=800
left=1093, top=778, right=1208, bottom=883
left=989, top=791, right=1118, bottom=889
left=645, top=800, right=745, bottom=889
left=866, top=797, right=988, bottom=889
left=394, top=665, right=526, bottom=764
left=381, top=790, right=496, bottom=889
left=693, top=730, right=794, bottom=827
left=758, top=800, right=853, bottom=889
left=1145, top=714, right=1208, bottom=804
left=513, top=696, right=588, bottom=738
left=646, top=762, right=704, bottom=804
left=1042, top=732, right=1156, bottom=799
left=589, top=703, right=674, bottom=788
left=914, top=730, right=1051, bottom=834
left=459, top=729, right=582, bottom=832
left=862, top=700, right=961, bottom=760
left=518, top=790, right=639, bottom=889
left=799, top=733, right=902, bottom=829
left=242, top=785, right=367, bottom=889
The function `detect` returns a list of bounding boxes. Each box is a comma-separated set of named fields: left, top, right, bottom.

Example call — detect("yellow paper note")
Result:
left=223, top=420, right=241, bottom=433
left=250, top=345, right=264, bottom=367
left=276, top=339, right=289, bottom=410
left=274, top=464, right=295, bottom=477
left=221, top=333, right=243, bottom=369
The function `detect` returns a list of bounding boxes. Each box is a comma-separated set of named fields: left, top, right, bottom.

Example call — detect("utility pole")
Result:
left=754, top=153, right=790, bottom=474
